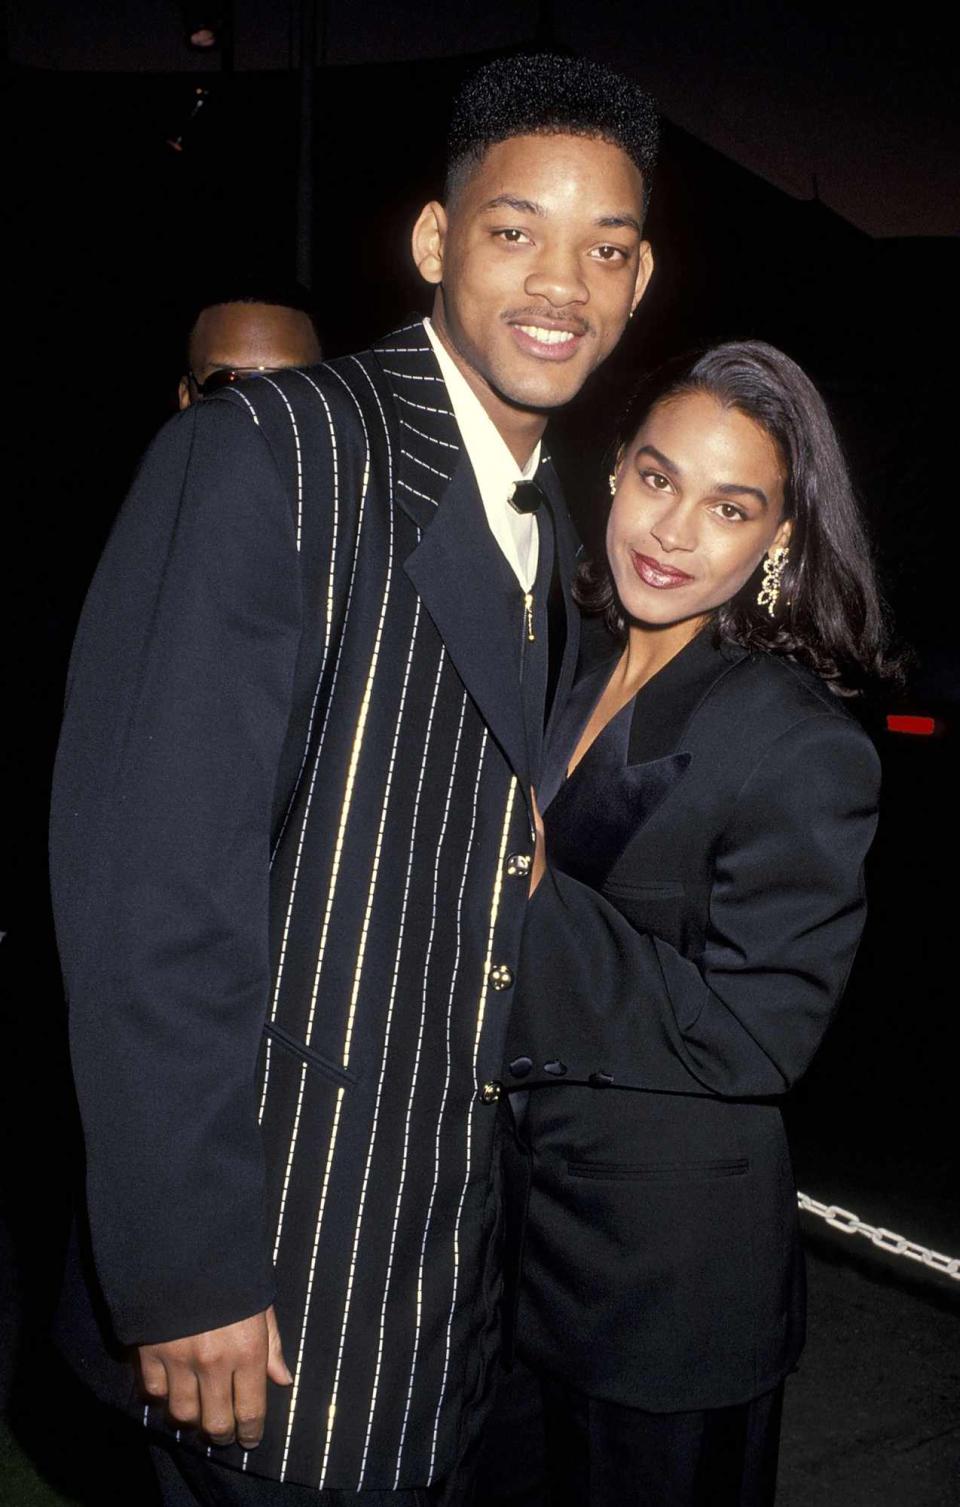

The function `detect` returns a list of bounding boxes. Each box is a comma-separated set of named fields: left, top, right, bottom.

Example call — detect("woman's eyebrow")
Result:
left=715, top=481, right=769, bottom=507
left=636, top=444, right=678, bottom=472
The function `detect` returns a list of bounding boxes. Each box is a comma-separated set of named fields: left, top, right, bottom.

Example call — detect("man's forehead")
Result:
left=457, top=132, right=645, bottom=215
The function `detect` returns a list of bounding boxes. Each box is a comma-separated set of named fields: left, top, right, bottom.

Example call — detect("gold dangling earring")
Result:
left=608, top=472, right=617, bottom=497
left=757, top=546, right=789, bottom=616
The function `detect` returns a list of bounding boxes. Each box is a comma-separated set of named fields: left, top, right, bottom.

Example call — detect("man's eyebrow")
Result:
left=479, top=194, right=545, bottom=216
left=596, top=213, right=643, bottom=234
left=636, top=445, right=768, bottom=505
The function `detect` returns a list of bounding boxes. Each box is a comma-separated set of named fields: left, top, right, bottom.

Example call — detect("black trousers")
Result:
left=538, top=1372, right=783, bottom=1507
left=150, top=1444, right=438, bottom=1506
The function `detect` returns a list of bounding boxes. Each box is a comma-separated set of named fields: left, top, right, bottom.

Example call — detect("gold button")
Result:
left=479, top=1081, right=502, bottom=1104
left=489, top=964, right=514, bottom=991
left=506, top=852, right=532, bottom=878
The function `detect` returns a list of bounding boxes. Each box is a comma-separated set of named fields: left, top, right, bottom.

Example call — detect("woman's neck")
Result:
left=619, top=613, right=711, bottom=694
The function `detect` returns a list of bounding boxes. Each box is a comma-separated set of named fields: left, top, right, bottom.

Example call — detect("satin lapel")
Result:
left=627, top=630, right=749, bottom=765
left=370, top=321, right=462, bottom=528
left=404, top=451, right=530, bottom=788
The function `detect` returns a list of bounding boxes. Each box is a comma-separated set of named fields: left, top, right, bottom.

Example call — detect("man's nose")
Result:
left=524, top=247, right=588, bottom=308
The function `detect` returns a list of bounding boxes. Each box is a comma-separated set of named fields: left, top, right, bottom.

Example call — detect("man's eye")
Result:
left=495, top=228, right=530, bottom=244
left=591, top=244, right=626, bottom=261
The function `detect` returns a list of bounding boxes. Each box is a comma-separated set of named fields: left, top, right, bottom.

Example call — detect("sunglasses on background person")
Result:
left=187, top=365, right=277, bottom=399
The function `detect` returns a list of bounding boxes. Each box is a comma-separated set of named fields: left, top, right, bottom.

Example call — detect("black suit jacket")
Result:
left=49, top=322, right=581, bottom=1489
left=504, top=629, right=880, bottom=1411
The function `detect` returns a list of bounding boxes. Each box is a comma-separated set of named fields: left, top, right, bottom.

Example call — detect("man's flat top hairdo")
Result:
left=445, top=52, right=659, bottom=210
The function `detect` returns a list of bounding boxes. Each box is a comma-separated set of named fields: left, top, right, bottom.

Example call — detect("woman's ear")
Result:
left=773, top=517, right=793, bottom=553
left=411, top=202, right=447, bottom=286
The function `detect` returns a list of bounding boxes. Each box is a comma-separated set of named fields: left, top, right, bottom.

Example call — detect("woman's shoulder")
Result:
left=698, top=644, right=873, bottom=751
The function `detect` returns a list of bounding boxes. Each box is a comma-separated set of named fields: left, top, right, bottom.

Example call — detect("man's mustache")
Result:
left=502, top=307, right=594, bottom=338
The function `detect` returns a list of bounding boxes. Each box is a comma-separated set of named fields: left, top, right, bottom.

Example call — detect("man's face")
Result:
left=178, top=302, right=322, bottom=408
left=414, top=133, right=653, bottom=418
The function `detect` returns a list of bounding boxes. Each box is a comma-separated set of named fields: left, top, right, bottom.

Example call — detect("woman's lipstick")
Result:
left=630, top=550, right=694, bottom=589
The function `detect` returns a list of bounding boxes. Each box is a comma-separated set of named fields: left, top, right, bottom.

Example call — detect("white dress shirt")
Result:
left=424, top=317, right=541, bottom=592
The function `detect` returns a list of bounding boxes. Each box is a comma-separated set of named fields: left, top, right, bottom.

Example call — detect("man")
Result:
left=178, top=286, right=323, bottom=407
left=49, top=52, right=657, bottom=1504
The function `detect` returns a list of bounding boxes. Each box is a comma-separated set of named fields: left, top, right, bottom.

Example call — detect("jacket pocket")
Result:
left=566, top=1157, right=749, bottom=1181
left=262, top=1020, right=359, bottom=1088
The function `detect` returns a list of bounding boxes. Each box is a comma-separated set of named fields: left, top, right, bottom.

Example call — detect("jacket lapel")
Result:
left=373, top=322, right=532, bottom=787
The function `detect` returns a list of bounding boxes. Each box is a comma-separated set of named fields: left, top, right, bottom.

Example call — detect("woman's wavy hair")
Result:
left=574, top=340, right=901, bottom=695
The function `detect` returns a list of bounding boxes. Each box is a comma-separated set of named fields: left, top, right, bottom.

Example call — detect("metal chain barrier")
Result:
left=797, top=1192, right=960, bottom=1281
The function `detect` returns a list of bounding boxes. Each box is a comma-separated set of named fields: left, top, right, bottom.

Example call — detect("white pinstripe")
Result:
left=227, top=387, right=261, bottom=425
left=401, top=448, right=452, bottom=482
left=318, top=645, right=447, bottom=1490
left=281, top=602, right=424, bottom=1485
left=262, top=375, right=304, bottom=552
left=259, top=372, right=370, bottom=1130
left=373, top=345, right=431, bottom=354
left=381, top=368, right=445, bottom=383
left=394, top=392, right=454, bottom=418
left=390, top=713, right=482, bottom=1485
left=266, top=379, right=382, bottom=1244
left=427, top=775, right=519, bottom=1482
left=400, top=418, right=458, bottom=452
left=279, top=356, right=398, bottom=1475
left=390, top=320, right=428, bottom=337
left=398, top=478, right=439, bottom=508
left=359, top=688, right=468, bottom=1484
left=268, top=369, right=340, bottom=866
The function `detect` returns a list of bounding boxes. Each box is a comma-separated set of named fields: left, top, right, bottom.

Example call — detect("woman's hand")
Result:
left=530, top=787, right=546, bottom=895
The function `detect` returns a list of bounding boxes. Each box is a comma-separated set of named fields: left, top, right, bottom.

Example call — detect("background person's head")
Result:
left=579, top=340, right=898, bottom=693
left=179, top=285, right=322, bottom=408
left=412, top=53, right=659, bottom=425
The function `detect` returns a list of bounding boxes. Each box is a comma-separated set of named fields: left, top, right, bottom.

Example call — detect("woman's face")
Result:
left=606, top=391, right=792, bottom=629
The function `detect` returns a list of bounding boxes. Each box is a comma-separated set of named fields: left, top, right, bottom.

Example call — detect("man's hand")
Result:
left=530, top=787, right=546, bottom=895
left=138, top=1304, right=292, bottom=1449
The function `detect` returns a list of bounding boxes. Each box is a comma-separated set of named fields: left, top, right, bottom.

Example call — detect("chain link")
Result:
left=797, top=1192, right=960, bottom=1281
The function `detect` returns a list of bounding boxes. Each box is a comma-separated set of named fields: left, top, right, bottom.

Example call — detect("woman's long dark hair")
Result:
left=575, top=341, right=901, bottom=695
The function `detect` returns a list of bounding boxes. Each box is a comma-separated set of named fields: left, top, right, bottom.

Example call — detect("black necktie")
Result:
left=508, top=479, right=547, bottom=515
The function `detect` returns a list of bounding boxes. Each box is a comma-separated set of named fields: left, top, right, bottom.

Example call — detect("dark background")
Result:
left=3, top=3, right=958, bottom=1502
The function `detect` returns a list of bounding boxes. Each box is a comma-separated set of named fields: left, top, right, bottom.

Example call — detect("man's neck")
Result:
left=428, top=308, right=546, bottom=469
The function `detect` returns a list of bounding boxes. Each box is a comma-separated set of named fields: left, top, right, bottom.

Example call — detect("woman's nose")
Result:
left=650, top=504, right=697, bottom=553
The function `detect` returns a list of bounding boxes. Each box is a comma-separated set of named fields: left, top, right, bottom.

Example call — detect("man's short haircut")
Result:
left=444, top=52, right=659, bottom=214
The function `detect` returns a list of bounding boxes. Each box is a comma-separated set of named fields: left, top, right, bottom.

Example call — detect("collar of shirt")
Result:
left=423, top=317, right=541, bottom=592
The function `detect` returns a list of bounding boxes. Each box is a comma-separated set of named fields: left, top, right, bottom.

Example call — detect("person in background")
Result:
left=178, top=285, right=323, bottom=407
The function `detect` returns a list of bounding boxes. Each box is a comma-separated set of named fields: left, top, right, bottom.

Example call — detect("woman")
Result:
left=501, top=342, right=896, bottom=1505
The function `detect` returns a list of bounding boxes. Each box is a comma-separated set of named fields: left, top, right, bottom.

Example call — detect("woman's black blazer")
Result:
left=505, top=628, right=881, bottom=1412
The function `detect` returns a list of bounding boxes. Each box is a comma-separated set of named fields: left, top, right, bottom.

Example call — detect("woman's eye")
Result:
left=713, top=502, right=748, bottom=522
left=641, top=470, right=672, bottom=491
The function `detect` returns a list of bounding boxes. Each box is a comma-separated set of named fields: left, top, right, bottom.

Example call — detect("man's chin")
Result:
left=490, top=367, right=588, bottom=416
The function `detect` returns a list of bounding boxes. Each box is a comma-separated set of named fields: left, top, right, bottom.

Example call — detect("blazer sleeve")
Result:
left=540, top=711, right=881, bottom=1099
left=49, top=398, right=303, bottom=1345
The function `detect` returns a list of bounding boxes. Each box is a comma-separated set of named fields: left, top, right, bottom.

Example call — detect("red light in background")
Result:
left=886, top=715, right=937, bottom=736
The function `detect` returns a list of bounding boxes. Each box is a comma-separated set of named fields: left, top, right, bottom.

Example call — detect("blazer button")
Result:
left=508, top=1056, right=533, bottom=1078
left=505, top=852, right=532, bottom=878
left=543, top=1060, right=567, bottom=1077
left=489, top=964, right=514, bottom=991
left=479, top=1081, right=502, bottom=1104
left=589, top=1070, right=614, bottom=1088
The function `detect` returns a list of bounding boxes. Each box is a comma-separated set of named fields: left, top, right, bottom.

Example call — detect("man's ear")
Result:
left=411, top=201, right=448, bottom=286
left=630, top=241, right=655, bottom=315
left=178, top=375, right=192, bottom=410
